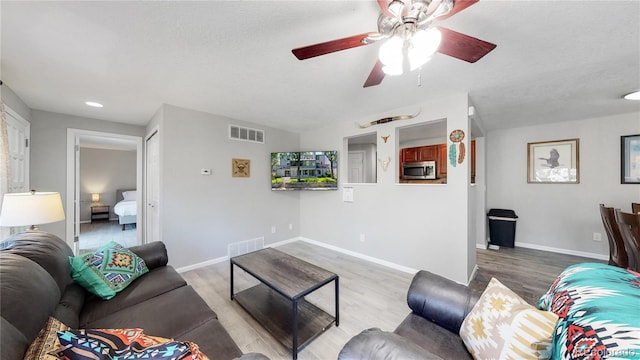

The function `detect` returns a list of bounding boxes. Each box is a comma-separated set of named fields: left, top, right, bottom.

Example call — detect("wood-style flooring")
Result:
left=79, top=220, right=137, bottom=253
left=181, top=242, right=604, bottom=360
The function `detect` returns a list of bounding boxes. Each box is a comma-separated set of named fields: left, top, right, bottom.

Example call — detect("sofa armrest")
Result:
left=128, top=242, right=168, bottom=270
left=338, top=328, right=444, bottom=360
left=406, top=270, right=481, bottom=334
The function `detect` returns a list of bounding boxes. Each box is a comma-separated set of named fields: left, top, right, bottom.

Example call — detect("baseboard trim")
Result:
left=466, top=264, right=479, bottom=286
left=515, top=241, right=608, bottom=261
left=476, top=242, right=488, bottom=250
left=176, top=255, right=228, bottom=273
left=295, top=237, right=419, bottom=275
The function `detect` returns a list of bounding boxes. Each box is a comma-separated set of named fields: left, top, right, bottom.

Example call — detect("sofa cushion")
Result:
left=394, top=313, right=472, bottom=359
left=80, top=285, right=217, bottom=340
left=338, top=327, right=445, bottom=360
left=23, top=317, right=70, bottom=360
left=175, top=318, right=243, bottom=360
left=1, top=318, right=29, bottom=360
left=69, top=241, right=149, bottom=300
left=80, top=265, right=187, bottom=324
left=459, top=278, right=558, bottom=360
left=0, top=230, right=75, bottom=293
left=0, top=253, right=61, bottom=344
left=538, top=263, right=640, bottom=360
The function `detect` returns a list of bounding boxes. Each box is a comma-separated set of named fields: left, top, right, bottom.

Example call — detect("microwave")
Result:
left=402, top=161, right=436, bottom=180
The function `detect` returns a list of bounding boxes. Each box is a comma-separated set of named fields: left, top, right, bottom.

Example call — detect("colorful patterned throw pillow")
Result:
left=52, top=328, right=209, bottom=360
left=69, top=241, right=148, bottom=300
left=459, top=277, right=559, bottom=359
left=538, top=263, right=640, bottom=360
left=23, top=317, right=70, bottom=359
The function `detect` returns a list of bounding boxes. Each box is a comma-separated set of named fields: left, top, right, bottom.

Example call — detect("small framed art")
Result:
left=621, top=134, right=640, bottom=184
left=232, top=158, right=250, bottom=177
left=527, top=138, right=579, bottom=184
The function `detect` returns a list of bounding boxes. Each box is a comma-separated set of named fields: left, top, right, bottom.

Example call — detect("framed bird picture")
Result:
left=527, top=138, right=579, bottom=183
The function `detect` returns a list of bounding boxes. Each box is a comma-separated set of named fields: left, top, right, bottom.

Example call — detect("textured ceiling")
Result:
left=1, top=1, right=639, bottom=132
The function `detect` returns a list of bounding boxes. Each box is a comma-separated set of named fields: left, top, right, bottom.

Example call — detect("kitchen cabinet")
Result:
left=401, top=140, right=476, bottom=181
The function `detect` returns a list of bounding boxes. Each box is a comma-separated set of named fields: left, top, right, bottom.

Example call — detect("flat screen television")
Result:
left=271, top=151, right=338, bottom=190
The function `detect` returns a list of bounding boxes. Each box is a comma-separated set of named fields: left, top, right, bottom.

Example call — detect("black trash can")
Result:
left=487, top=209, right=518, bottom=248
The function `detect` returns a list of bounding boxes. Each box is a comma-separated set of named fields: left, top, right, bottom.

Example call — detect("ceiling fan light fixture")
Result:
left=382, top=64, right=404, bottom=76
left=388, top=0, right=406, bottom=18
left=408, top=28, right=442, bottom=70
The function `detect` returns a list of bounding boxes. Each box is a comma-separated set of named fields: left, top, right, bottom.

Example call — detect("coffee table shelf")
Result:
left=234, top=283, right=336, bottom=350
left=230, top=247, right=339, bottom=360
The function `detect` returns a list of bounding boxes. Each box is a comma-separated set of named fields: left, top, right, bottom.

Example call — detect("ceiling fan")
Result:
left=292, top=0, right=496, bottom=88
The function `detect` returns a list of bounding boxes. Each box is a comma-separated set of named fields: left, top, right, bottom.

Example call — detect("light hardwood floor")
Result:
left=79, top=220, right=137, bottom=252
left=181, top=242, right=605, bottom=360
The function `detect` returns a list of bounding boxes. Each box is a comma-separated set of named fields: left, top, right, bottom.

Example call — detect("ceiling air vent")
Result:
left=229, top=125, right=264, bottom=144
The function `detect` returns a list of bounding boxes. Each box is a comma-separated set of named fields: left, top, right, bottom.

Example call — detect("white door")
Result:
left=6, top=110, right=30, bottom=193
left=348, top=151, right=365, bottom=183
left=145, top=131, right=160, bottom=243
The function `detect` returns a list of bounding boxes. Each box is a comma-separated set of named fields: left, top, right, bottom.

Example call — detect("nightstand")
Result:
left=91, top=205, right=110, bottom=223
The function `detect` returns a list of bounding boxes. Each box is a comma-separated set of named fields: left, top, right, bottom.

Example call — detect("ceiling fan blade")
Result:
left=437, top=0, right=478, bottom=20
left=437, top=27, right=496, bottom=63
left=292, top=33, right=375, bottom=60
left=363, top=60, right=385, bottom=88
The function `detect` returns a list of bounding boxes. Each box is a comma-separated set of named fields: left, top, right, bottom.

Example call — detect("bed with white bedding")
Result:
left=115, top=189, right=137, bottom=230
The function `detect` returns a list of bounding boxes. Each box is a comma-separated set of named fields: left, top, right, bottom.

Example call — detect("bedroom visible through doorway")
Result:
left=66, top=129, right=143, bottom=254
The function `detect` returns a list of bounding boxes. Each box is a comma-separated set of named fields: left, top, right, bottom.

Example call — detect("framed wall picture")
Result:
left=232, top=158, right=250, bottom=177
left=621, top=134, right=640, bottom=184
left=527, top=138, right=579, bottom=183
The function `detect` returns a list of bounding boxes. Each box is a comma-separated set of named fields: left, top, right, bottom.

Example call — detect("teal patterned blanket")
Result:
left=538, top=263, right=640, bottom=359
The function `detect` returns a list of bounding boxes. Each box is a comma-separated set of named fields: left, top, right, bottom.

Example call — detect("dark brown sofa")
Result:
left=338, top=270, right=481, bottom=359
left=0, top=231, right=267, bottom=360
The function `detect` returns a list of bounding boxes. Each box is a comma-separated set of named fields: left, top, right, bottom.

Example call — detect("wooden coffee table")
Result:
left=230, top=247, right=339, bottom=360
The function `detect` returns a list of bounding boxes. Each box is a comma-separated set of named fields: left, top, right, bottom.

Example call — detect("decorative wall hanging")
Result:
left=381, top=135, right=390, bottom=143
left=527, top=138, right=579, bottom=183
left=359, top=110, right=421, bottom=128
left=449, top=129, right=465, bottom=167
left=621, top=134, right=640, bottom=184
left=378, top=157, right=391, bottom=171
left=232, top=158, right=250, bottom=177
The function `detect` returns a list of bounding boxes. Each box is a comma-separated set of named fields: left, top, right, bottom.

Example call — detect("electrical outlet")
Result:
left=359, top=234, right=365, bottom=242
left=593, top=232, right=602, bottom=241
left=271, top=226, right=276, bottom=234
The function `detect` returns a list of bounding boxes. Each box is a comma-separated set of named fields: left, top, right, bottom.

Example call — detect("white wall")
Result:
left=79, top=148, right=136, bottom=221
left=486, top=112, right=640, bottom=258
left=149, top=104, right=301, bottom=269
left=298, top=94, right=475, bottom=284
left=29, top=110, right=146, bottom=238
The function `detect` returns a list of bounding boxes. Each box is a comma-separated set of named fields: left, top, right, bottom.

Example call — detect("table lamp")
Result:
left=0, top=190, right=65, bottom=230
left=92, top=193, right=100, bottom=205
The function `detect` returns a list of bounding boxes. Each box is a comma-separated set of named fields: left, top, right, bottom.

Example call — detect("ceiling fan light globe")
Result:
left=382, top=64, right=403, bottom=76
left=379, top=36, right=404, bottom=67
left=408, top=28, right=441, bottom=70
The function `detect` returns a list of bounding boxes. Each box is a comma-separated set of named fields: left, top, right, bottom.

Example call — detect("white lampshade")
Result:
left=92, top=193, right=100, bottom=203
left=0, top=191, right=65, bottom=228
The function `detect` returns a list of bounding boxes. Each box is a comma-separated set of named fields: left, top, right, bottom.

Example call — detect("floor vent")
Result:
left=228, top=237, right=264, bottom=258
left=229, top=125, right=264, bottom=144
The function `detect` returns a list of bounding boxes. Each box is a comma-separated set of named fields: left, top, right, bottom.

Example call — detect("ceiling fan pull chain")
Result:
left=418, top=67, right=422, bottom=87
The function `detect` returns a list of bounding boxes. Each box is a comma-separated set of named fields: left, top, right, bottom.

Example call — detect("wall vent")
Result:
left=228, top=237, right=264, bottom=258
left=229, top=125, right=264, bottom=144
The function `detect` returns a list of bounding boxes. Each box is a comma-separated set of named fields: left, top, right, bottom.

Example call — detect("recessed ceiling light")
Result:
left=623, top=91, right=640, bottom=100
left=85, top=101, right=103, bottom=108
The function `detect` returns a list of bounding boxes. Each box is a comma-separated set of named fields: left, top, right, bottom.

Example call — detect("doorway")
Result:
left=65, top=129, right=143, bottom=254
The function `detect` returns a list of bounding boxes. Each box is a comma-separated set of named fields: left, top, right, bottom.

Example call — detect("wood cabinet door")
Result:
left=418, top=146, right=437, bottom=161
left=437, top=144, right=447, bottom=178
left=403, top=148, right=420, bottom=162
